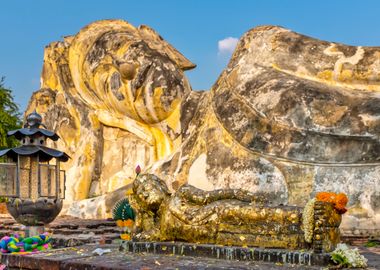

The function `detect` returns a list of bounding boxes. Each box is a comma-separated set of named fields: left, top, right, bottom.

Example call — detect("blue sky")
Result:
left=1, top=0, right=380, bottom=111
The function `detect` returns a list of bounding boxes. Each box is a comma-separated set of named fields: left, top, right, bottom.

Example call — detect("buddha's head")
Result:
left=133, top=174, right=170, bottom=211
left=68, top=20, right=195, bottom=124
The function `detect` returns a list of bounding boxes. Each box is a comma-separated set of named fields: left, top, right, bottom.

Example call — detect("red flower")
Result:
left=135, top=165, right=141, bottom=175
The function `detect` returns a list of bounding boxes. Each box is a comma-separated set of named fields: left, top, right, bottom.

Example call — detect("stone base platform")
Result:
left=0, top=243, right=378, bottom=269
left=121, top=241, right=332, bottom=266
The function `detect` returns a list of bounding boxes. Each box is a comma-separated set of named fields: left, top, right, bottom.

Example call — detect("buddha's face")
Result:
left=133, top=174, right=169, bottom=211
left=69, top=20, right=194, bottom=124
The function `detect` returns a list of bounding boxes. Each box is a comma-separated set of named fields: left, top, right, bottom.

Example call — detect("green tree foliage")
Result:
left=0, top=77, right=21, bottom=150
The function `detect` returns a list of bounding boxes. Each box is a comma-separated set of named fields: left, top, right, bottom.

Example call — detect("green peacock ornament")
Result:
left=113, top=198, right=135, bottom=240
left=112, top=198, right=135, bottom=221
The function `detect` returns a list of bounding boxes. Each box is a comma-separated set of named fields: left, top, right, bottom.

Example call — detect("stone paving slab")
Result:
left=0, top=244, right=379, bottom=269
left=0, top=244, right=324, bottom=270
left=359, top=246, right=380, bottom=269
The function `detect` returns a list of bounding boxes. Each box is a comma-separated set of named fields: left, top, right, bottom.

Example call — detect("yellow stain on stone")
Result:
left=338, top=69, right=353, bottom=82
left=66, top=107, right=81, bottom=145
left=88, top=112, right=101, bottom=130
left=126, top=188, right=134, bottom=196
left=273, top=62, right=380, bottom=92
left=317, top=70, right=334, bottom=81
left=149, top=126, right=173, bottom=160
left=107, top=176, right=134, bottom=193
left=41, top=45, right=60, bottom=90
left=153, top=87, right=169, bottom=121
left=75, top=142, right=95, bottom=200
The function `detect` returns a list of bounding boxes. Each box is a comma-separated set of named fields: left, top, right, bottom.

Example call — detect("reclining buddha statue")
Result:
left=130, top=174, right=344, bottom=253
left=26, top=20, right=379, bottom=236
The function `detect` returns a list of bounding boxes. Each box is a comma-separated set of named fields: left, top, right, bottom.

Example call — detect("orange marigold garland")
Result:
left=316, top=192, right=335, bottom=202
left=316, top=192, right=348, bottom=214
left=123, top=219, right=134, bottom=227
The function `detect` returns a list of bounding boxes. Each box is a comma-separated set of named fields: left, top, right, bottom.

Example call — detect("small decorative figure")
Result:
left=113, top=198, right=135, bottom=240
left=129, top=174, right=346, bottom=252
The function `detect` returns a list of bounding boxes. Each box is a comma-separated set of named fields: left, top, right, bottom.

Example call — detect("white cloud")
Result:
left=218, top=37, right=238, bottom=55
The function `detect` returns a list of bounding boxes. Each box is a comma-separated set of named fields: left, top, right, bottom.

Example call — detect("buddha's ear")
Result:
left=138, top=25, right=196, bottom=71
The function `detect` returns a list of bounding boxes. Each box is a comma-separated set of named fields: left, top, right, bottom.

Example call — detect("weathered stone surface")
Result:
left=26, top=21, right=380, bottom=236
left=149, top=25, right=380, bottom=236
left=26, top=19, right=194, bottom=205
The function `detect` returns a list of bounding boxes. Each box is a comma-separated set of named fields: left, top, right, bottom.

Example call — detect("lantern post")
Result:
left=0, top=111, right=69, bottom=236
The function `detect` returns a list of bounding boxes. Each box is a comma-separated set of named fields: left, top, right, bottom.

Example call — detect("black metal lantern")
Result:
left=0, top=111, right=69, bottom=232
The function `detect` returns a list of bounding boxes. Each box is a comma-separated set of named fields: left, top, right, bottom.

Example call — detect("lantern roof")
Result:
left=0, top=111, right=69, bottom=162
left=7, top=128, right=59, bottom=141
left=7, top=111, right=60, bottom=141
left=0, top=145, right=69, bottom=162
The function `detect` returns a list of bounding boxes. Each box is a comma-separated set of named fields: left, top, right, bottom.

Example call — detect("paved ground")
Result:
left=359, top=246, right=380, bottom=270
left=0, top=217, right=378, bottom=269
left=0, top=244, right=378, bottom=270
left=0, top=244, right=322, bottom=270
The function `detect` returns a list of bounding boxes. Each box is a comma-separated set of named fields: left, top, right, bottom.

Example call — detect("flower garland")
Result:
left=302, top=198, right=316, bottom=243
left=0, top=233, right=51, bottom=254
left=302, top=192, right=348, bottom=243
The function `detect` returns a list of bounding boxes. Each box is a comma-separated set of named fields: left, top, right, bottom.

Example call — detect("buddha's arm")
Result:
left=178, top=185, right=267, bottom=205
